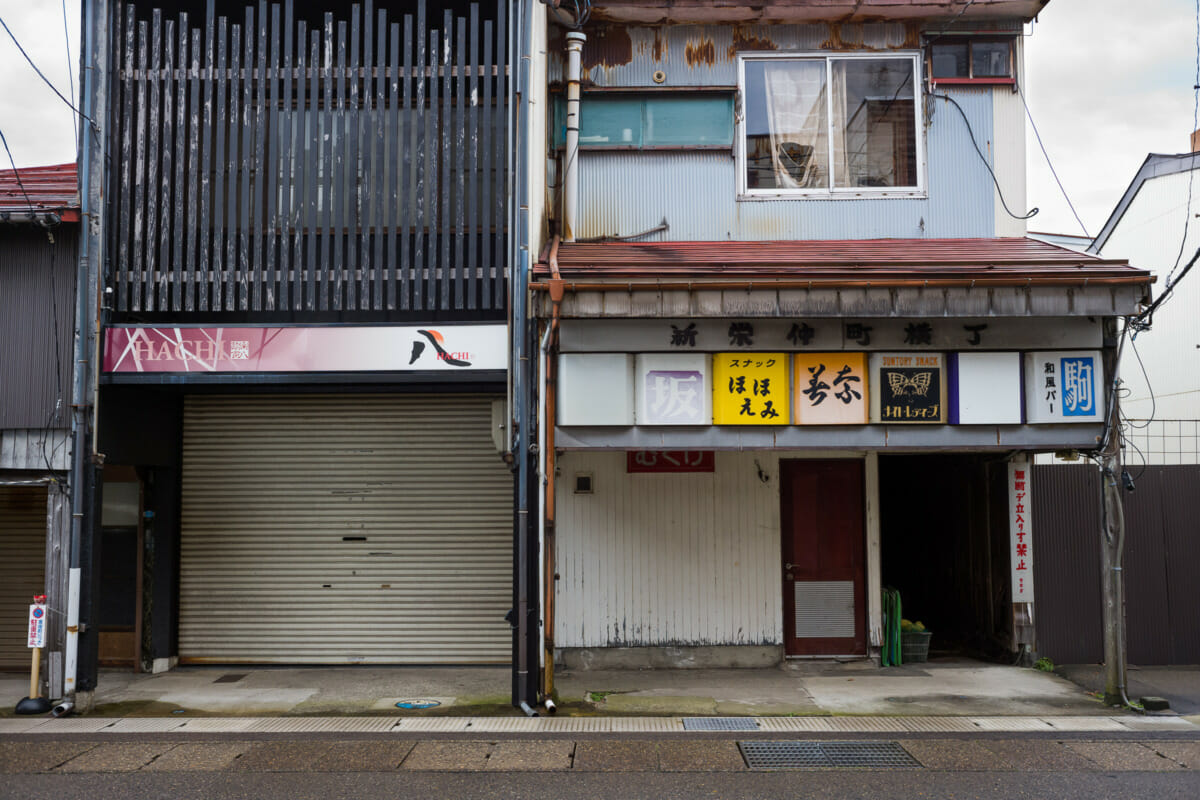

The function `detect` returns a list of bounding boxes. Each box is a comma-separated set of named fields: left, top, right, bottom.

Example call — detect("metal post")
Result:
left=66, top=0, right=108, bottom=703
left=562, top=32, right=585, bottom=242
left=1099, top=317, right=1128, bottom=705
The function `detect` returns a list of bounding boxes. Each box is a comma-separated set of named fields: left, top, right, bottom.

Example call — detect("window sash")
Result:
left=739, top=52, right=923, bottom=197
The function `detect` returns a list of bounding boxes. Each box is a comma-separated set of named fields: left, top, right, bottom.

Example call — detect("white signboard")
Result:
left=27, top=603, right=46, bottom=648
left=1008, top=458, right=1034, bottom=603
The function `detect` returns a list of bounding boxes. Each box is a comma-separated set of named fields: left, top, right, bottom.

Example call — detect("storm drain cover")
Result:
left=683, top=717, right=760, bottom=731
left=213, top=673, right=248, bottom=684
left=739, top=740, right=921, bottom=769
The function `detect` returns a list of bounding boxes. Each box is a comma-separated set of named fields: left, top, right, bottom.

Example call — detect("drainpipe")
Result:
left=511, top=0, right=540, bottom=712
left=562, top=32, right=585, bottom=242
left=65, top=0, right=108, bottom=705
left=540, top=236, right=564, bottom=707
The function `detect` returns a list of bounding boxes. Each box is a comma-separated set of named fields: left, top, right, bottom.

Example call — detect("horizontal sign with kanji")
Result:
left=626, top=451, right=716, bottom=473
left=712, top=353, right=789, bottom=425
left=793, top=353, right=868, bottom=425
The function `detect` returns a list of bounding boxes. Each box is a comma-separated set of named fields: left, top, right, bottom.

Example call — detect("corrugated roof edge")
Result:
left=1089, top=153, right=1200, bottom=254
left=0, top=162, right=79, bottom=222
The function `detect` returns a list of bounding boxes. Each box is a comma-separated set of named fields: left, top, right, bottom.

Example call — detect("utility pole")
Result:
left=1098, top=317, right=1128, bottom=706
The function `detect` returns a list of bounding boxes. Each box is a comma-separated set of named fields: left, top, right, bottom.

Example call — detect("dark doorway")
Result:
left=879, top=454, right=1011, bottom=659
left=780, top=460, right=867, bottom=656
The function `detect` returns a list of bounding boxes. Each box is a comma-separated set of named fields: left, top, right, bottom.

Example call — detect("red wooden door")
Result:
left=780, top=460, right=867, bottom=656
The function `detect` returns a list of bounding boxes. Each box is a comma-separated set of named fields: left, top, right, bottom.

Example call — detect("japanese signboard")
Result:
left=1023, top=350, right=1105, bottom=424
left=104, top=325, right=508, bottom=373
left=1008, top=458, right=1034, bottom=602
left=27, top=602, right=46, bottom=648
left=713, top=353, right=789, bottom=424
left=792, top=353, right=868, bottom=425
left=870, top=353, right=946, bottom=424
left=626, top=451, right=716, bottom=473
left=636, top=354, right=711, bottom=425
left=558, top=318, right=1103, bottom=353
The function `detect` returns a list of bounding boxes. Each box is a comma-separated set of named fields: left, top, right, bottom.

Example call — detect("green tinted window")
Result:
left=554, top=93, right=733, bottom=149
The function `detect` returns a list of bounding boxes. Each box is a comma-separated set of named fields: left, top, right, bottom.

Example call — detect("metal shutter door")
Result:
left=179, top=394, right=512, bottom=664
left=0, top=486, right=46, bottom=668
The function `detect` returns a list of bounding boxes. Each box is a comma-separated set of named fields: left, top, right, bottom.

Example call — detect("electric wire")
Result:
left=1166, top=0, right=1200, bottom=287
left=1015, top=81, right=1090, bottom=237
left=924, top=0, right=977, bottom=45
left=61, top=0, right=78, bottom=149
left=929, top=91, right=1038, bottom=221
left=0, top=14, right=96, bottom=129
left=0, top=125, right=35, bottom=212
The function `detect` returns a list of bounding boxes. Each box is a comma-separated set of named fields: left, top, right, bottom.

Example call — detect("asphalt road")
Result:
left=4, top=770, right=1200, bottom=800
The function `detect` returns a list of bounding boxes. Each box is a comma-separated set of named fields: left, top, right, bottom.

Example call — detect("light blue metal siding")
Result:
left=577, top=87, right=996, bottom=241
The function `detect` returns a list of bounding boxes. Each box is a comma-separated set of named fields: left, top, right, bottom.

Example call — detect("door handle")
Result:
left=785, top=563, right=797, bottom=570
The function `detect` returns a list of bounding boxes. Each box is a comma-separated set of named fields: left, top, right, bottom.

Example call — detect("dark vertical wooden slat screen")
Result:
left=253, top=1, right=269, bottom=311
left=159, top=18, right=175, bottom=311
left=147, top=12, right=162, bottom=309
left=214, top=17, right=229, bottom=311
left=132, top=20, right=147, bottom=312
left=108, top=0, right=507, bottom=316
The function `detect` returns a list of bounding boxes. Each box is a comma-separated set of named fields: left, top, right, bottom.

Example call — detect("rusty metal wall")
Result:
left=0, top=226, right=76, bottom=430
left=1033, top=464, right=1200, bottom=666
left=550, top=22, right=919, bottom=86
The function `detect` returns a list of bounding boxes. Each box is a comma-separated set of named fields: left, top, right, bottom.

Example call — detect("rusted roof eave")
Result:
left=529, top=275, right=1154, bottom=291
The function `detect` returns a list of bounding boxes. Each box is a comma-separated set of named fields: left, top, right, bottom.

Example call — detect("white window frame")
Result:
left=736, top=51, right=927, bottom=200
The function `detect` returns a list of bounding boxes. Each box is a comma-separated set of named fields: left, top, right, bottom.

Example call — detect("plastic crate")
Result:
left=901, top=631, right=932, bottom=663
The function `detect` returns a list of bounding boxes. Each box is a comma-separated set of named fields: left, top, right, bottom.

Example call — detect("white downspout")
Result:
left=563, top=32, right=585, bottom=242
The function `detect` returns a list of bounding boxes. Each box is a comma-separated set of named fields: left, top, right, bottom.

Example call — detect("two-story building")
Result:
left=0, top=164, right=76, bottom=697
left=521, top=0, right=1152, bottom=698
left=81, top=0, right=517, bottom=683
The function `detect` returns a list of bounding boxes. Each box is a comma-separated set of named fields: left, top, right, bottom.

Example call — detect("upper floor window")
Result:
left=738, top=53, right=924, bottom=198
left=929, top=38, right=1015, bottom=84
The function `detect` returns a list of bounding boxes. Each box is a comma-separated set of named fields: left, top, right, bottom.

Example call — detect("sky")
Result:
left=0, top=0, right=1196, bottom=239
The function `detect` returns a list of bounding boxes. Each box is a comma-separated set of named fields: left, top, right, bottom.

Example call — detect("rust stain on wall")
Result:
left=727, top=25, right=778, bottom=59
left=685, top=37, right=717, bottom=67
left=652, top=29, right=665, bottom=61
left=581, top=25, right=633, bottom=70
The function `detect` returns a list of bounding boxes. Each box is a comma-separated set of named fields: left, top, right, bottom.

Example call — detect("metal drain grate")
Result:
left=213, top=673, right=248, bottom=684
left=683, top=717, right=760, bottom=731
left=739, top=740, right=921, bottom=769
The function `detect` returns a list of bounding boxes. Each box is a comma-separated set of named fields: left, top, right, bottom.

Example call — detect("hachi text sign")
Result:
left=712, top=353, right=789, bottom=424
left=1008, top=458, right=1034, bottom=602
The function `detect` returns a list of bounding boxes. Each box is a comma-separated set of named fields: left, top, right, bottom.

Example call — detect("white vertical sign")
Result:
left=27, top=603, right=46, bottom=648
left=1008, top=457, right=1034, bottom=602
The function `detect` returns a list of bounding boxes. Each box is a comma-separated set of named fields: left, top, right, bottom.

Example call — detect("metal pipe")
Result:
left=543, top=698, right=557, bottom=714
left=519, top=701, right=539, bottom=717
left=541, top=236, right=563, bottom=703
left=65, top=0, right=107, bottom=700
left=562, top=32, right=585, bottom=242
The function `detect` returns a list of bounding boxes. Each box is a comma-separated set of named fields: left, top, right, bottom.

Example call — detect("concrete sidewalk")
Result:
left=3, top=657, right=1191, bottom=721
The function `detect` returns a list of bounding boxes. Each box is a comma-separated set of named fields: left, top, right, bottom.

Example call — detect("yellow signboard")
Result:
left=713, top=353, right=789, bottom=425
left=792, top=353, right=868, bottom=425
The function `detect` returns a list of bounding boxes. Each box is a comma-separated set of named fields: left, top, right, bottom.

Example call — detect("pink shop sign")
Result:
left=103, top=325, right=507, bottom=373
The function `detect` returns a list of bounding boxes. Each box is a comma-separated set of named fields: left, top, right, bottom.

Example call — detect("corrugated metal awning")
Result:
left=0, top=163, right=79, bottom=221
left=534, top=238, right=1151, bottom=288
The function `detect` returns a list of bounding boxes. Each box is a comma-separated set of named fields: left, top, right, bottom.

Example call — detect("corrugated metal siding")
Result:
left=179, top=393, right=512, bottom=664
left=1098, top=169, right=1200, bottom=420
left=1159, top=467, right=1200, bottom=663
left=0, top=430, right=70, bottom=472
left=576, top=88, right=994, bottom=241
left=991, top=75, right=1027, bottom=238
left=551, top=23, right=916, bottom=86
left=1033, top=464, right=1200, bottom=666
left=1031, top=464, right=1102, bottom=665
left=0, top=227, right=76, bottom=429
left=0, top=486, right=47, bottom=667
left=555, top=450, right=784, bottom=648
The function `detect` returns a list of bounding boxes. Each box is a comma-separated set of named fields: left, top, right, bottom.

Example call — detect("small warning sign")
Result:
left=27, top=604, right=46, bottom=648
